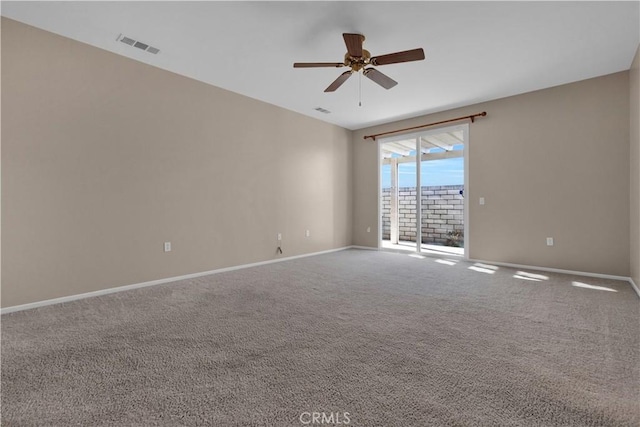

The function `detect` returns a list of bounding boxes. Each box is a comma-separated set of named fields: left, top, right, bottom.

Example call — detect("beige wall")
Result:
left=631, top=45, right=640, bottom=287
left=353, top=72, right=630, bottom=277
left=1, top=18, right=353, bottom=308
left=2, top=17, right=636, bottom=308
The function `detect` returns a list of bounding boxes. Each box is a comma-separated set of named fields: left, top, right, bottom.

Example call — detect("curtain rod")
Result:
left=363, top=112, right=487, bottom=140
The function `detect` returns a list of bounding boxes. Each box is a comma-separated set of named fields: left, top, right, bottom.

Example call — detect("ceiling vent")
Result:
left=314, top=107, right=331, bottom=114
left=133, top=41, right=149, bottom=51
left=116, top=34, right=160, bottom=55
left=120, top=36, right=135, bottom=46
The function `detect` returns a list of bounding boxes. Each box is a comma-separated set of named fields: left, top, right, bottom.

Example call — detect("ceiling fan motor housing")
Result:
left=344, top=49, right=371, bottom=72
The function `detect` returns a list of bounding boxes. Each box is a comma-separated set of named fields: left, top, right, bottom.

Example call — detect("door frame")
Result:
left=377, top=123, right=469, bottom=259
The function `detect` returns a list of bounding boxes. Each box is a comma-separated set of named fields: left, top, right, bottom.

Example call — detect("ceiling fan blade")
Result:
left=363, top=68, right=398, bottom=90
left=293, top=62, right=345, bottom=68
left=343, top=33, right=364, bottom=57
left=324, top=71, right=353, bottom=92
left=370, top=48, right=425, bottom=66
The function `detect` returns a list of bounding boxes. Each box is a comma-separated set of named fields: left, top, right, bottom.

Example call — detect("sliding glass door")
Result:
left=380, top=124, right=467, bottom=257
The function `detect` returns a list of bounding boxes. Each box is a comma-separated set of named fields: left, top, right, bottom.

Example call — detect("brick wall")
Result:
left=382, top=185, right=464, bottom=246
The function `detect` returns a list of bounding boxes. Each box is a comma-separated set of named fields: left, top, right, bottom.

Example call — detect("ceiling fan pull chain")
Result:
left=359, top=70, right=362, bottom=107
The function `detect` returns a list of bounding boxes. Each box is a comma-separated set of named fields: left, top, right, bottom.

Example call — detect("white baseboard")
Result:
left=467, top=258, right=629, bottom=281
left=5, top=247, right=636, bottom=314
left=350, top=245, right=379, bottom=251
left=629, top=278, right=640, bottom=298
left=469, top=258, right=638, bottom=297
left=351, top=249, right=639, bottom=299
left=1, top=246, right=352, bottom=315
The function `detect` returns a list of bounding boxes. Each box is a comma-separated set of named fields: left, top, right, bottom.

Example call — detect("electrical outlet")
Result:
left=164, top=242, right=171, bottom=252
left=546, top=237, right=554, bottom=246
left=479, top=197, right=485, bottom=205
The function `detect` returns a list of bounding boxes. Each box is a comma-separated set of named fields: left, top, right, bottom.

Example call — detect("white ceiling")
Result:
left=2, top=1, right=639, bottom=130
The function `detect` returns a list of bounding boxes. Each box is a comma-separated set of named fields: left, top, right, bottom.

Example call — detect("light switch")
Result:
left=479, top=197, right=485, bottom=205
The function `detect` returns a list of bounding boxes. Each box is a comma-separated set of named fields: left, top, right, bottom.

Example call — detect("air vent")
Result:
left=120, top=36, right=135, bottom=46
left=117, top=34, right=160, bottom=55
left=314, top=107, right=331, bottom=114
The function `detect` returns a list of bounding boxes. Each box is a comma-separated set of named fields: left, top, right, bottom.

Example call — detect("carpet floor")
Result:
left=2, top=249, right=639, bottom=426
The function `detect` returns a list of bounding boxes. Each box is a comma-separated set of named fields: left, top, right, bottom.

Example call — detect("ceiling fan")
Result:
left=293, top=33, right=425, bottom=93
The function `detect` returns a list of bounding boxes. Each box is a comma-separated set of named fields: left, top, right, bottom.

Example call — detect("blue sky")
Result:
left=381, top=157, right=464, bottom=188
